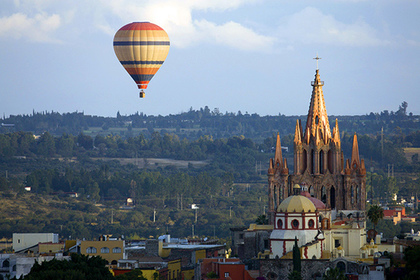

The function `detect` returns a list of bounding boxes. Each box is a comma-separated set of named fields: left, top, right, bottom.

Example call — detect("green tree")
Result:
left=115, top=269, right=147, bottom=280
left=367, top=204, right=384, bottom=232
left=292, top=237, right=301, bottom=275
left=206, top=271, right=218, bottom=278
left=255, top=215, right=268, bottom=225
left=37, top=132, right=56, bottom=156
left=14, top=253, right=114, bottom=280
left=404, top=246, right=420, bottom=280
left=323, top=267, right=346, bottom=280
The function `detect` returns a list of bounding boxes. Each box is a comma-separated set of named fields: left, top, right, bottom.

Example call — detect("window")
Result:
left=291, top=219, right=299, bottom=229
left=86, top=247, right=97, bottom=254
left=277, top=219, right=283, bottom=229
left=334, top=240, right=340, bottom=248
left=225, top=272, right=230, bottom=277
left=239, top=233, right=244, bottom=239
left=308, top=219, right=315, bottom=229
left=113, top=247, right=122, bottom=253
left=2, top=260, right=9, bottom=268
left=309, top=186, right=314, bottom=197
left=101, top=247, right=110, bottom=253
left=321, top=186, right=327, bottom=203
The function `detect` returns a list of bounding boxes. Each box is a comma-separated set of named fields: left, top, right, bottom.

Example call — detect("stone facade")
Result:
left=268, top=69, right=366, bottom=224
left=259, top=258, right=369, bottom=280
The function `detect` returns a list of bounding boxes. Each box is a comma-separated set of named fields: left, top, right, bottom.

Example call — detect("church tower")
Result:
left=268, top=68, right=366, bottom=224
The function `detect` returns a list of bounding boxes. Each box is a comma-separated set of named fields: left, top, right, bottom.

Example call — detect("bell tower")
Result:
left=268, top=64, right=366, bottom=223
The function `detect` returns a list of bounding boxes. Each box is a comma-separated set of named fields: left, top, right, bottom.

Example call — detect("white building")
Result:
left=13, top=233, right=59, bottom=253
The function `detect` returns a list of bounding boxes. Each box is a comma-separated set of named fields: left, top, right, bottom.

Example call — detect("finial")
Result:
left=313, top=53, right=321, bottom=70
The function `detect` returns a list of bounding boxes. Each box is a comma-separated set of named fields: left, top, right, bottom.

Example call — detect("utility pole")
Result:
left=195, top=208, right=198, bottom=223
left=111, top=210, right=114, bottom=224
left=153, top=208, right=156, bottom=223
left=229, top=206, right=233, bottom=219
left=381, top=127, right=384, bottom=166
left=370, top=166, right=374, bottom=202
left=192, top=225, right=194, bottom=237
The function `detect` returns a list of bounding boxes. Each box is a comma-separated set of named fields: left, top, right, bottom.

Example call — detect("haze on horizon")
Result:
left=1, top=0, right=419, bottom=118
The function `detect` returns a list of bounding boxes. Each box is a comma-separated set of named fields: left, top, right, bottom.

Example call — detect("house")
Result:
left=79, top=235, right=125, bottom=265
left=13, top=233, right=59, bottom=253
left=196, top=257, right=256, bottom=280
left=383, top=206, right=416, bottom=225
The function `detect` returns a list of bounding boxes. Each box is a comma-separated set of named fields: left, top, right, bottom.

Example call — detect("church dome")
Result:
left=300, top=191, right=327, bottom=209
left=277, top=195, right=316, bottom=213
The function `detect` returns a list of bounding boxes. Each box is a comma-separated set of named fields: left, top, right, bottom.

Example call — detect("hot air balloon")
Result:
left=113, top=22, right=170, bottom=98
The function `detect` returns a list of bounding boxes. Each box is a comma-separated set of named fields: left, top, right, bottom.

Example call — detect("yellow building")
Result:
left=167, top=259, right=181, bottom=280
left=80, top=238, right=124, bottom=265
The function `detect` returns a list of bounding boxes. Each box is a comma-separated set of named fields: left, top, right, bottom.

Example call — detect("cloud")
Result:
left=194, top=20, right=275, bottom=51
left=0, top=12, right=61, bottom=43
left=99, top=0, right=275, bottom=51
left=278, top=7, right=389, bottom=47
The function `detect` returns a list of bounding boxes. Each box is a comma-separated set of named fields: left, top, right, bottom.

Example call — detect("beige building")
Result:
left=80, top=237, right=125, bottom=264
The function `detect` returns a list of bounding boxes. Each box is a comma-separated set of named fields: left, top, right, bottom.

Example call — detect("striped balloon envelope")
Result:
left=113, top=22, right=170, bottom=98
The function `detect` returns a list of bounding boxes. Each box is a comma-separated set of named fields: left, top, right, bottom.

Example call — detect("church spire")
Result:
left=351, top=133, right=360, bottom=168
left=294, top=119, right=302, bottom=144
left=274, top=133, right=283, bottom=167
left=304, top=69, right=332, bottom=144
left=332, top=119, right=341, bottom=144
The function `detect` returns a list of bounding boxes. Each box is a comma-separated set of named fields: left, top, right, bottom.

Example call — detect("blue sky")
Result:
left=1, top=0, right=419, bottom=118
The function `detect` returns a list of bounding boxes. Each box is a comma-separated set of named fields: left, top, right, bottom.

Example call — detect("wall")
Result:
left=80, top=240, right=124, bottom=263
left=12, top=233, right=58, bottom=252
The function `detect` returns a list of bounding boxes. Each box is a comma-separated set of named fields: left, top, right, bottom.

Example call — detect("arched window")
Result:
left=330, top=186, right=336, bottom=209
left=321, top=186, right=327, bottom=203
left=356, top=185, right=359, bottom=202
left=308, top=219, right=315, bottom=229
left=309, top=186, right=315, bottom=197
left=113, top=247, right=122, bottom=253
left=337, top=261, right=346, bottom=272
left=319, top=150, right=324, bottom=174
left=302, top=150, right=307, bottom=173
left=291, top=219, right=299, bottom=229
left=311, top=150, right=315, bottom=174
left=2, top=259, right=9, bottom=268
left=12, top=265, right=16, bottom=272
left=327, top=150, right=333, bottom=173
left=111, top=260, right=118, bottom=265
left=86, top=247, right=97, bottom=254
left=101, top=247, right=110, bottom=253
left=351, top=186, right=354, bottom=204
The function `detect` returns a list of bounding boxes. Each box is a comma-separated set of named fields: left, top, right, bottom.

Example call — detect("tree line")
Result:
left=1, top=102, right=418, bottom=141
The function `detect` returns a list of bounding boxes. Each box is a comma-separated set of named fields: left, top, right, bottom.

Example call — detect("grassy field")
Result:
left=403, top=147, right=420, bottom=163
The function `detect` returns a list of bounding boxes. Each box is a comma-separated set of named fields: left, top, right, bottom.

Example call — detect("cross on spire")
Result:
left=313, top=53, right=322, bottom=70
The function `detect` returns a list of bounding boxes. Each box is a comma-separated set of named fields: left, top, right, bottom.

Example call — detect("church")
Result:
left=266, top=67, right=369, bottom=259
left=267, top=68, right=367, bottom=224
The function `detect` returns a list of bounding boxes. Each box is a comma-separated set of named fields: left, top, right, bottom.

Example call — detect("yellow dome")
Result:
left=277, top=195, right=316, bottom=213
left=337, top=246, right=344, bottom=250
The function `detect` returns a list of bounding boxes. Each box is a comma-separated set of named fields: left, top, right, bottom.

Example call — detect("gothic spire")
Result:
left=351, top=133, right=360, bottom=168
left=274, top=132, right=283, bottom=167
left=294, top=119, right=302, bottom=144
left=304, top=69, right=332, bottom=144
left=332, top=119, right=341, bottom=144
